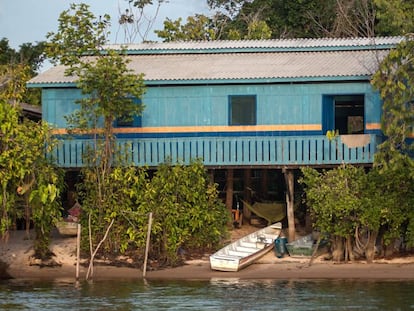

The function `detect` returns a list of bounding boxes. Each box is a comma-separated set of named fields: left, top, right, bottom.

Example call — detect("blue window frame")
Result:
left=229, top=95, right=256, bottom=125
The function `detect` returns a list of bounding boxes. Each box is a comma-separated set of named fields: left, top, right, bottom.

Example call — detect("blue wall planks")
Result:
left=43, top=82, right=380, bottom=134
left=42, top=80, right=382, bottom=168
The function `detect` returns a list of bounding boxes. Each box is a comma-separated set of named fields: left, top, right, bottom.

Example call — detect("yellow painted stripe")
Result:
left=367, top=123, right=414, bottom=137
left=51, top=128, right=103, bottom=135
left=366, top=123, right=381, bottom=130
left=51, top=124, right=322, bottom=135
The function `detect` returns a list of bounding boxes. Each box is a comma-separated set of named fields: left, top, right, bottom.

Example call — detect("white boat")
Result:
left=210, top=222, right=282, bottom=272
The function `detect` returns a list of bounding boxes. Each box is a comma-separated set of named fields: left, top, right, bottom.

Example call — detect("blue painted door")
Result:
left=322, top=95, right=334, bottom=134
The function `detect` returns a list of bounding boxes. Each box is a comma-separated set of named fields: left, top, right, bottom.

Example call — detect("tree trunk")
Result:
left=34, top=226, right=51, bottom=260
left=86, top=218, right=115, bottom=280
left=225, top=169, right=234, bottom=225
left=103, top=116, right=115, bottom=173
left=345, top=236, right=355, bottom=262
left=284, top=169, right=296, bottom=242
left=243, top=169, right=252, bottom=219
left=332, top=236, right=345, bottom=262
left=260, top=169, right=268, bottom=200
left=365, top=230, right=378, bottom=263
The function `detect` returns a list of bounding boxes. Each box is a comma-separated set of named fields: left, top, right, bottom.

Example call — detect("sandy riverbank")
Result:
left=1, top=228, right=414, bottom=281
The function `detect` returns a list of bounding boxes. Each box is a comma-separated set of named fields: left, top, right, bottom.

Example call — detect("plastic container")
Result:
left=274, top=237, right=288, bottom=258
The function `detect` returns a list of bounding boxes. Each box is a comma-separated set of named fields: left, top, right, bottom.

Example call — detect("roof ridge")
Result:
left=103, top=36, right=403, bottom=54
left=106, top=36, right=403, bottom=46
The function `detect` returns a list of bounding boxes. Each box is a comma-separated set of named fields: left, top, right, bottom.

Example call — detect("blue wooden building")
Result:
left=28, top=37, right=402, bottom=236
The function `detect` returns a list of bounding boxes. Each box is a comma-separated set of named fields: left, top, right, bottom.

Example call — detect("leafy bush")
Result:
left=78, top=160, right=229, bottom=267
left=142, top=160, right=229, bottom=266
left=300, top=164, right=414, bottom=262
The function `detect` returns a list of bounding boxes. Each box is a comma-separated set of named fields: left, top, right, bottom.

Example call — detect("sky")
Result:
left=0, top=0, right=210, bottom=49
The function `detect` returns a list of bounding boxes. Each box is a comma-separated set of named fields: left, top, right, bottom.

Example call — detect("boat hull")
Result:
left=210, top=223, right=282, bottom=272
left=56, top=221, right=79, bottom=237
left=209, top=256, right=240, bottom=272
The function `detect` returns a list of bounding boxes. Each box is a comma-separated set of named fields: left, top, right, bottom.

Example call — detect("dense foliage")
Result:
left=0, top=38, right=45, bottom=75
left=300, top=165, right=413, bottom=262
left=154, top=0, right=414, bottom=41
left=142, top=161, right=229, bottom=266
left=0, top=38, right=45, bottom=105
left=0, top=64, right=63, bottom=259
left=371, top=36, right=414, bottom=171
left=78, top=161, right=228, bottom=266
left=371, top=35, right=414, bottom=248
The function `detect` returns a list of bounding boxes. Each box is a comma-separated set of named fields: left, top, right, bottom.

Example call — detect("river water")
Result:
left=0, top=278, right=413, bottom=310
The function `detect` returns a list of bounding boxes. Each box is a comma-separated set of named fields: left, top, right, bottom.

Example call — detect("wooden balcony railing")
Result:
left=50, top=134, right=381, bottom=168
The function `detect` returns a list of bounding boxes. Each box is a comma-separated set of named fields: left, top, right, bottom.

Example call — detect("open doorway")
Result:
left=323, top=94, right=365, bottom=134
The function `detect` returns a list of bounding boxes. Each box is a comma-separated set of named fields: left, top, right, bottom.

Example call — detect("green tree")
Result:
left=300, top=165, right=368, bottom=262
left=46, top=2, right=146, bottom=177
left=245, top=20, right=272, bottom=39
left=25, top=140, right=64, bottom=260
left=0, top=38, right=45, bottom=74
left=46, top=3, right=146, bottom=277
left=206, top=0, right=414, bottom=39
left=206, top=0, right=337, bottom=38
left=371, top=35, right=414, bottom=247
left=363, top=168, right=412, bottom=254
left=75, top=165, right=149, bottom=259
left=374, top=0, right=414, bottom=36
left=0, top=38, right=18, bottom=65
left=155, top=15, right=217, bottom=41
left=0, top=38, right=45, bottom=106
left=301, top=164, right=413, bottom=262
left=207, top=0, right=246, bottom=17
left=141, top=160, right=228, bottom=266
left=0, top=63, right=63, bottom=259
left=0, top=66, right=27, bottom=238
left=155, top=13, right=272, bottom=41
left=372, top=37, right=414, bottom=169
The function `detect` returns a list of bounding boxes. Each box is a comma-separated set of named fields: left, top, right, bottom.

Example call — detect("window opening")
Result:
left=229, top=95, right=256, bottom=125
left=115, top=98, right=142, bottom=127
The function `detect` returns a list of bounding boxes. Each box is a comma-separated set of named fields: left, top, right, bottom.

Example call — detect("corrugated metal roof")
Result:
left=105, top=36, right=403, bottom=53
left=29, top=48, right=389, bottom=84
left=138, top=50, right=388, bottom=80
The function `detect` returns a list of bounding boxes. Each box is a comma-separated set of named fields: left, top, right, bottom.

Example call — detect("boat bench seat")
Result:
left=239, top=241, right=257, bottom=248
left=235, top=246, right=257, bottom=254
left=228, top=250, right=252, bottom=257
